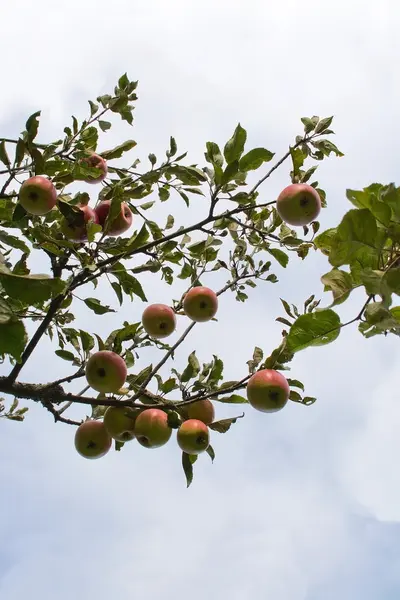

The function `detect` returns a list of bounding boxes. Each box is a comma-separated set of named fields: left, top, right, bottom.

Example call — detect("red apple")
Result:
left=18, top=176, right=57, bottom=216
left=177, top=419, right=210, bottom=455
left=85, top=351, right=127, bottom=394
left=60, top=204, right=99, bottom=241
left=186, top=399, right=215, bottom=425
left=103, top=406, right=139, bottom=442
left=134, top=408, right=172, bottom=448
left=183, top=286, right=218, bottom=322
left=246, top=369, right=290, bottom=413
left=74, top=419, right=112, bottom=459
left=276, top=183, right=321, bottom=226
left=95, top=200, right=133, bottom=236
left=81, top=153, right=108, bottom=184
left=142, top=304, right=176, bottom=339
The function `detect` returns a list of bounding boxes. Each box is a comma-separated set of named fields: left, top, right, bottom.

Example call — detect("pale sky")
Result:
left=1, top=1, right=400, bottom=599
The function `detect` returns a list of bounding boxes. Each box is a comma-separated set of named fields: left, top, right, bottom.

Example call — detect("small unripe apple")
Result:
left=95, top=200, right=133, bottom=236
left=134, top=408, right=172, bottom=448
left=246, top=369, right=290, bottom=413
left=142, top=304, right=176, bottom=339
left=177, top=419, right=210, bottom=455
left=103, top=406, right=139, bottom=442
left=276, top=183, right=321, bottom=226
left=74, top=419, right=112, bottom=459
left=60, top=204, right=99, bottom=241
left=81, top=153, right=108, bottom=184
left=18, top=176, right=57, bottom=216
left=186, top=399, right=215, bottom=425
left=183, top=286, right=218, bottom=322
left=85, top=350, right=127, bottom=394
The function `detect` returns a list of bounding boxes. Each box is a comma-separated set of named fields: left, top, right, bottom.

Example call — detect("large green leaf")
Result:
left=321, top=268, right=354, bottom=306
left=101, top=140, right=137, bottom=160
left=239, top=148, right=274, bottom=172
left=286, top=309, right=341, bottom=353
left=223, top=123, right=247, bottom=164
left=329, top=209, right=379, bottom=268
left=0, top=320, right=27, bottom=362
left=346, top=188, right=392, bottom=227
left=0, top=269, right=65, bottom=304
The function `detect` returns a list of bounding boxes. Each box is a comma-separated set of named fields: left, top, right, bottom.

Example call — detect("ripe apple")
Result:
left=60, top=204, right=99, bottom=241
left=185, top=399, right=215, bottom=425
left=134, top=408, right=172, bottom=448
left=246, top=369, right=290, bottom=413
left=103, top=406, right=139, bottom=442
left=183, top=286, right=218, bottom=322
left=142, top=304, right=176, bottom=339
left=95, top=200, right=133, bottom=236
left=18, top=176, right=57, bottom=216
left=85, top=350, right=127, bottom=394
left=81, top=153, right=108, bottom=184
left=74, top=419, right=112, bottom=459
left=276, top=183, right=321, bottom=226
left=177, top=419, right=210, bottom=455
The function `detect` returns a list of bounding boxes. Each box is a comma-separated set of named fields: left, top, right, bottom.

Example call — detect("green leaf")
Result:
left=0, top=270, right=65, bottom=304
left=80, top=330, right=95, bottom=353
left=125, top=223, right=150, bottom=252
left=84, top=297, right=116, bottom=315
left=55, top=349, right=76, bottom=362
left=206, top=445, right=215, bottom=462
left=209, top=415, right=243, bottom=433
left=221, top=160, right=239, bottom=185
left=25, top=111, right=41, bottom=141
left=329, top=209, right=378, bottom=268
left=286, top=309, right=341, bottom=353
left=314, top=228, right=337, bottom=256
left=88, top=100, right=99, bottom=116
left=181, top=351, right=201, bottom=383
left=0, top=140, right=11, bottom=167
left=98, top=120, right=111, bottom=132
left=0, top=320, right=27, bottom=362
left=346, top=188, right=392, bottom=227
left=224, top=123, right=247, bottom=164
left=384, top=267, right=400, bottom=296
left=158, top=186, right=170, bottom=202
left=287, top=378, right=305, bottom=391
left=168, top=136, right=177, bottom=158
left=301, top=117, right=316, bottom=134
left=267, top=248, right=289, bottom=268
left=0, top=297, right=12, bottom=324
left=182, top=452, right=197, bottom=488
left=101, top=140, right=137, bottom=160
left=320, top=268, right=354, bottom=306
left=215, top=394, right=248, bottom=404
left=205, top=142, right=224, bottom=167
left=0, top=231, right=30, bottom=253
left=239, top=148, right=274, bottom=171
left=314, top=116, right=334, bottom=133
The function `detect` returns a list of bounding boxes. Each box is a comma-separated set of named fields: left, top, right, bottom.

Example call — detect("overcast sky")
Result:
left=1, top=1, right=400, bottom=599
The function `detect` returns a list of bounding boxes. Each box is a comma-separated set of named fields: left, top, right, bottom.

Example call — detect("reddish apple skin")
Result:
left=183, top=286, right=218, bottom=322
left=81, top=153, right=108, bottom=184
left=246, top=369, right=290, bottom=413
left=85, top=350, right=127, bottom=394
left=186, top=399, right=215, bottom=425
left=177, top=419, right=210, bottom=455
left=142, top=304, right=176, bottom=339
left=74, top=420, right=112, bottom=459
left=61, top=204, right=99, bottom=241
left=95, top=200, right=133, bottom=236
left=134, top=409, right=172, bottom=449
left=18, top=176, right=57, bottom=216
left=276, top=183, right=321, bottom=227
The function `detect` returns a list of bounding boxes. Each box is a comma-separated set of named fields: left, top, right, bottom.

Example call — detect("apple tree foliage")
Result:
left=0, top=74, right=398, bottom=486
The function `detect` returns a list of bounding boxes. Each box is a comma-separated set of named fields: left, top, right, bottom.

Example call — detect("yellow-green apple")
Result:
left=246, top=369, right=290, bottom=413
left=177, top=419, right=210, bottom=455
left=183, top=286, right=218, bottom=322
left=81, top=153, right=108, bottom=184
left=185, top=399, right=215, bottom=424
left=134, top=408, right=172, bottom=448
left=276, top=183, right=321, bottom=226
left=95, top=200, right=133, bottom=236
left=85, top=350, right=127, bottom=393
left=74, top=419, right=112, bottom=459
left=18, top=176, right=57, bottom=216
left=60, top=204, right=99, bottom=241
left=142, top=304, right=176, bottom=339
left=103, top=406, right=139, bottom=442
